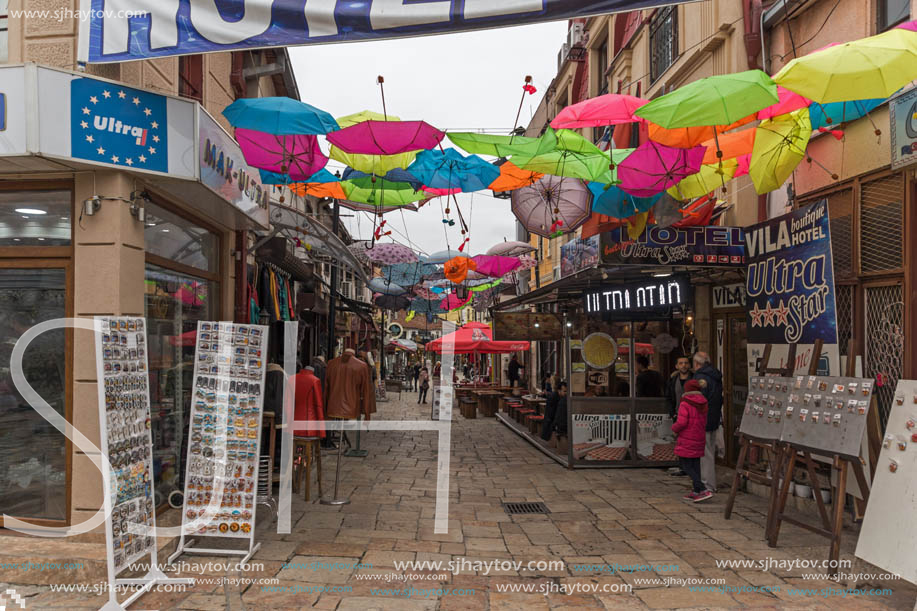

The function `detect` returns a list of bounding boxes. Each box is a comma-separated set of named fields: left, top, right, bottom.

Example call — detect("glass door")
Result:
left=0, top=266, right=70, bottom=523
left=722, top=314, right=749, bottom=465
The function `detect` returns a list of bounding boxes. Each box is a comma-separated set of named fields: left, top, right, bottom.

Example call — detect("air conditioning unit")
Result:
left=568, top=22, right=585, bottom=48
left=340, top=281, right=353, bottom=300
left=553, top=266, right=561, bottom=282
left=557, top=43, right=570, bottom=71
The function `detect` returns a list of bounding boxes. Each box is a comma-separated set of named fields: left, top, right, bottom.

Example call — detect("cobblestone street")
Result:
left=5, top=389, right=914, bottom=610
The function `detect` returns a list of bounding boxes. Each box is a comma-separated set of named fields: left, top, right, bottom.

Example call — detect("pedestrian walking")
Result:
left=672, top=379, right=712, bottom=502
left=412, top=363, right=421, bottom=391
left=418, top=367, right=430, bottom=404
left=508, top=354, right=521, bottom=388
left=692, top=351, right=723, bottom=492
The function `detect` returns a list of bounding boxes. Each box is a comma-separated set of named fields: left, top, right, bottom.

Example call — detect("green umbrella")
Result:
left=447, top=130, right=557, bottom=157
left=341, top=177, right=429, bottom=206
left=512, top=147, right=632, bottom=183
left=634, top=70, right=779, bottom=128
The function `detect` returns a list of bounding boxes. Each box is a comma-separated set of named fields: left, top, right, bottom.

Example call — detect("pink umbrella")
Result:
left=897, top=19, right=917, bottom=31
left=757, top=86, right=811, bottom=120
left=734, top=154, right=751, bottom=178
left=325, top=120, right=444, bottom=155
left=511, top=175, right=593, bottom=238
left=440, top=293, right=471, bottom=311
left=486, top=240, right=536, bottom=256
left=422, top=186, right=460, bottom=196
left=551, top=94, right=649, bottom=128
left=365, top=242, right=418, bottom=265
left=235, top=128, right=328, bottom=180
left=472, top=255, right=522, bottom=278
left=618, top=141, right=706, bottom=198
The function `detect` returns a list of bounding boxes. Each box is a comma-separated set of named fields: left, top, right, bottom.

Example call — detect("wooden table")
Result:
left=521, top=395, right=546, bottom=415
left=474, top=390, right=503, bottom=417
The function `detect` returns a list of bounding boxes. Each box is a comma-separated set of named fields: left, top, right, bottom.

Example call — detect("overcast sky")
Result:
left=288, top=22, right=568, bottom=256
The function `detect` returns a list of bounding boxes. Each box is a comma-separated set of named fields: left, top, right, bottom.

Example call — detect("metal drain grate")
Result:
left=503, top=502, right=550, bottom=515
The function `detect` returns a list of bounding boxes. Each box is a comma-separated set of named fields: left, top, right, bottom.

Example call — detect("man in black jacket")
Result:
left=664, top=356, right=693, bottom=418
left=693, top=351, right=723, bottom=492
left=541, top=381, right=568, bottom=441
left=508, top=354, right=522, bottom=388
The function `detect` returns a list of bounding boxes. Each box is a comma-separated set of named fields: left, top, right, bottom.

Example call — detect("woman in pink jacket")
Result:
left=672, top=380, right=712, bottom=502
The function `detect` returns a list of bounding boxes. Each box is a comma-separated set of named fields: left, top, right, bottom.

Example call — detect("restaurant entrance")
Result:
left=714, top=312, right=748, bottom=466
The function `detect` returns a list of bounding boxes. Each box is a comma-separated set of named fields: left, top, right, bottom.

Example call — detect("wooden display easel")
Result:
left=766, top=341, right=874, bottom=571
left=724, top=341, right=821, bottom=541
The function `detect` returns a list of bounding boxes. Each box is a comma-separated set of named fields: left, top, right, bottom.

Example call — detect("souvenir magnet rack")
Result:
left=168, top=321, right=269, bottom=566
left=767, top=353, right=875, bottom=571
left=94, top=316, right=193, bottom=611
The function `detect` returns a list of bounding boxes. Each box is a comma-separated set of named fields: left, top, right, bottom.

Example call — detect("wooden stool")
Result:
left=526, top=414, right=544, bottom=434
left=460, top=398, right=477, bottom=419
left=516, top=408, right=534, bottom=424
left=292, top=437, right=323, bottom=501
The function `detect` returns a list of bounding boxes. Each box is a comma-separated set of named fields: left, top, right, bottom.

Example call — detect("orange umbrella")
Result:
left=444, top=256, right=477, bottom=284
left=488, top=161, right=542, bottom=192
left=701, top=128, right=756, bottom=164
left=301, top=182, right=346, bottom=199
left=648, top=114, right=756, bottom=148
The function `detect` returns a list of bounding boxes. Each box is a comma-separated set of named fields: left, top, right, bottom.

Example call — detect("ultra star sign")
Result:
left=70, top=78, right=168, bottom=173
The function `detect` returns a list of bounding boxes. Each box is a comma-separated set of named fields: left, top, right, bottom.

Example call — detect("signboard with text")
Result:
left=584, top=276, right=690, bottom=317
left=890, top=87, right=917, bottom=170
left=600, top=226, right=745, bottom=267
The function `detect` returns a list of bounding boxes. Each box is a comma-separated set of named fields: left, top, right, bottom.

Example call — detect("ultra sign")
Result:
left=584, top=277, right=689, bottom=315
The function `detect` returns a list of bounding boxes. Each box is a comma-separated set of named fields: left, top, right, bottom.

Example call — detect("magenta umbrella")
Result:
left=440, top=293, right=471, bottom=311
left=472, top=255, right=522, bottom=278
left=757, top=86, right=811, bottom=120
left=325, top=120, right=445, bottom=155
left=486, top=240, right=536, bottom=256
left=551, top=94, right=649, bottom=129
left=511, top=175, right=593, bottom=238
left=365, top=242, right=419, bottom=265
left=898, top=19, right=917, bottom=31
left=235, top=128, right=328, bottom=180
left=618, top=141, right=706, bottom=198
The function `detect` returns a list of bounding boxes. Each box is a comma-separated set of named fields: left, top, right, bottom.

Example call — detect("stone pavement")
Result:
left=4, top=389, right=916, bottom=610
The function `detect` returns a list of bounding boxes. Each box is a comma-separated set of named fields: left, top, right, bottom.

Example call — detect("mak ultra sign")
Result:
left=584, top=278, right=688, bottom=315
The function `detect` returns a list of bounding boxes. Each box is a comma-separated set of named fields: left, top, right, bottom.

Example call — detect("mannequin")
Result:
left=290, top=366, right=326, bottom=438
left=326, top=349, right=374, bottom=420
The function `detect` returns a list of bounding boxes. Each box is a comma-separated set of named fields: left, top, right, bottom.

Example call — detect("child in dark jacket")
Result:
left=672, top=379, right=712, bottom=502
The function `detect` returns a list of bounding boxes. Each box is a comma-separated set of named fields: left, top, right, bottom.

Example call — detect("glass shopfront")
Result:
left=0, top=185, right=72, bottom=525
left=144, top=201, right=220, bottom=505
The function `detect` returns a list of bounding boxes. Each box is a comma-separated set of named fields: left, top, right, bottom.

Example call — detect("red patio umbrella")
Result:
left=426, top=321, right=529, bottom=355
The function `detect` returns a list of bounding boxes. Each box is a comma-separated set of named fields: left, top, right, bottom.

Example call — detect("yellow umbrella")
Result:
left=331, top=110, right=419, bottom=173
left=667, top=158, right=739, bottom=201
left=773, top=28, right=917, bottom=103
left=749, top=108, right=812, bottom=195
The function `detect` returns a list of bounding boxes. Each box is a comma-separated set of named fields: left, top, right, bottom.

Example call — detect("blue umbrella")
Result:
left=587, top=182, right=661, bottom=219
left=382, top=262, right=438, bottom=287
left=341, top=167, right=424, bottom=191
left=427, top=249, right=468, bottom=264
left=368, top=278, right=407, bottom=296
left=223, top=97, right=339, bottom=135
left=259, top=168, right=338, bottom=185
left=410, top=298, right=446, bottom=315
left=809, top=98, right=884, bottom=130
left=408, top=148, right=501, bottom=192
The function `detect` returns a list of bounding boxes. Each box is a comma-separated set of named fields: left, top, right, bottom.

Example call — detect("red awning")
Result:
left=426, top=321, right=530, bottom=355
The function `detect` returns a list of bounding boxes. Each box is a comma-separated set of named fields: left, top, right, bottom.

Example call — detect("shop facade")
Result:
left=0, top=64, right=274, bottom=531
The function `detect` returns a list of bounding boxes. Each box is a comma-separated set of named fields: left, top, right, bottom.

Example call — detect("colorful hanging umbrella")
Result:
left=486, top=240, right=536, bottom=256
left=471, top=255, right=521, bottom=278
left=447, top=130, right=558, bottom=157
left=773, top=28, right=917, bottom=103
left=488, top=161, right=542, bottom=192
left=374, top=294, right=411, bottom=311
left=326, top=120, right=445, bottom=155
left=650, top=193, right=689, bottom=228
left=329, top=110, right=417, bottom=173
left=368, top=277, right=407, bottom=295
left=440, top=294, right=471, bottom=311
left=735, top=154, right=751, bottom=178
left=365, top=242, right=419, bottom=265
left=341, top=177, right=428, bottom=206
left=587, top=183, right=662, bottom=219
left=666, top=158, right=740, bottom=200
left=337, top=199, right=421, bottom=214
left=513, top=146, right=631, bottom=184
left=222, top=97, right=339, bottom=135
left=647, top=116, right=754, bottom=148
left=809, top=98, right=885, bottom=130
left=235, top=129, right=328, bottom=180
left=511, top=175, right=593, bottom=238
left=341, top=167, right=423, bottom=190
left=635, top=70, right=779, bottom=128
left=757, top=86, right=812, bottom=120
left=381, top=262, right=438, bottom=287
left=701, top=129, right=756, bottom=164
left=617, top=141, right=706, bottom=198
left=749, top=108, right=812, bottom=195
left=898, top=19, right=917, bottom=32
left=515, top=255, right=538, bottom=271
left=260, top=168, right=337, bottom=185
left=444, top=256, right=478, bottom=284
left=427, top=249, right=469, bottom=263
left=407, top=149, right=501, bottom=192
left=300, top=182, right=347, bottom=199
left=551, top=94, right=648, bottom=128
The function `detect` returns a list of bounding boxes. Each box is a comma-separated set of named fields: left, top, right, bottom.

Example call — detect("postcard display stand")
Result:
left=168, top=321, right=268, bottom=565
left=94, top=317, right=193, bottom=611
left=855, top=379, right=917, bottom=586
left=768, top=374, right=875, bottom=567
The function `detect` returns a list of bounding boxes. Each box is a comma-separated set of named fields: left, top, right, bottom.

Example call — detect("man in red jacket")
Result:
left=672, top=380, right=712, bottom=502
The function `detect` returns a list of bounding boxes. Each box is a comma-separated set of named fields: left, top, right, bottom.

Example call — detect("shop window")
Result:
left=864, top=283, right=904, bottom=429
left=179, top=55, right=204, bottom=103
left=0, top=190, right=72, bottom=246
left=596, top=39, right=609, bottom=96
left=0, top=0, right=8, bottom=64
left=878, top=0, right=909, bottom=31
left=0, top=268, right=68, bottom=521
left=650, top=7, right=678, bottom=83
left=826, top=188, right=854, bottom=279
left=144, top=202, right=218, bottom=273
left=859, top=173, right=903, bottom=274
left=835, top=284, right=855, bottom=358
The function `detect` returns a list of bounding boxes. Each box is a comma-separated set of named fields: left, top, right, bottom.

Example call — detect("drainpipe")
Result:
left=743, top=0, right=764, bottom=70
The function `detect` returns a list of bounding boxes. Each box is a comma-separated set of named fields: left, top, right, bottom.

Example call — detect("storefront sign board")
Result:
left=79, top=0, right=692, bottom=63
left=856, top=379, right=917, bottom=586
left=199, top=109, right=270, bottom=229
left=560, top=235, right=600, bottom=278
left=584, top=277, right=690, bottom=316
left=890, top=87, right=917, bottom=170
left=744, top=200, right=840, bottom=377
left=600, top=226, right=745, bottom=267
left=713, top=283, right=746, bottom=309
left=0, top=66, right=27, bottom=155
